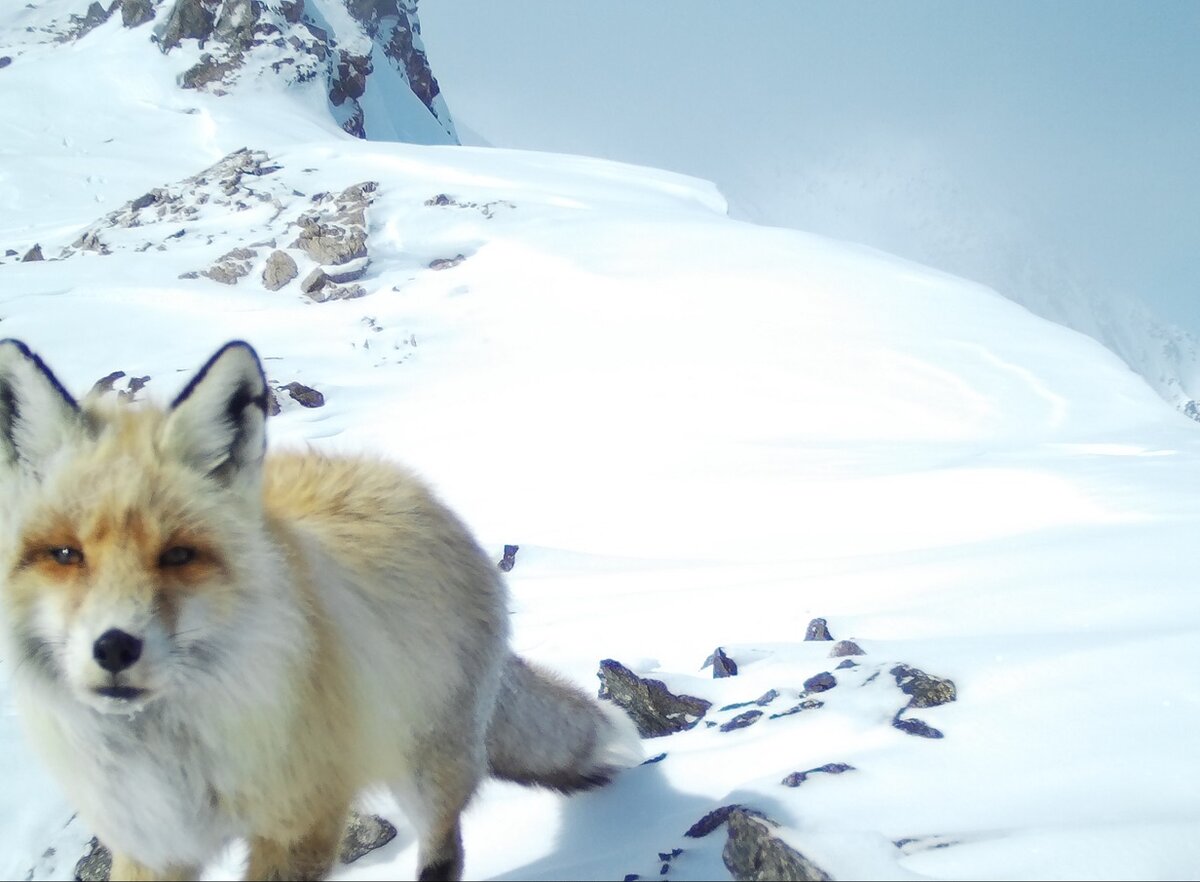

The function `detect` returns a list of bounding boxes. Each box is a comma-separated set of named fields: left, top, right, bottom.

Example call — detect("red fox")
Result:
left=0, top=339, right=638, bottom=881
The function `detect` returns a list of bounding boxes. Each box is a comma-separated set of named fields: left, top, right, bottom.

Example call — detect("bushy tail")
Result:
left=486, top=655, right=642, bottom=792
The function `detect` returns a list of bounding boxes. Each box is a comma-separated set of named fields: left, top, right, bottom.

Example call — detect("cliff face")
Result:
left=25, top=0, right=457, bottom=144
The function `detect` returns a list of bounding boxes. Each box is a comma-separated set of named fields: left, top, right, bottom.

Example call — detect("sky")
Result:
left=419, top=1, right=1200, bottom=330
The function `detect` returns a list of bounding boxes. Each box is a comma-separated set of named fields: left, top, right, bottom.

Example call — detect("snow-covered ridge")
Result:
left=0, top=0, right=455, bottom=144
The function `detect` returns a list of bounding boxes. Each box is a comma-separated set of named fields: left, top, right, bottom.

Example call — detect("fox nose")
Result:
left=93, top=629, right=143, bottom=674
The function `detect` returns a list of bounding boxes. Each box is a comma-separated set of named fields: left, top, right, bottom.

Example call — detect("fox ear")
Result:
left=0, top=339, right=82, bottom=476
left=163, top=342, right=269, bottom=486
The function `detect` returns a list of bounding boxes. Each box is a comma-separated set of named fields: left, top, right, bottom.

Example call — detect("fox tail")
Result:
left=486, top=655, right=642, bottom=792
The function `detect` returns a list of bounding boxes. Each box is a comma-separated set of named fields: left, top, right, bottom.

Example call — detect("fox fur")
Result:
left=0, top=340, right=639, bottom=881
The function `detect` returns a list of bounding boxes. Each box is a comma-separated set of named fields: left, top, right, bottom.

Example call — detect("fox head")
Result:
left=0, top=340, right=278, bottom=715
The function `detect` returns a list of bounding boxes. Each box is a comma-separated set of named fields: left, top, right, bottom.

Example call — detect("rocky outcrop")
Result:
left=30, top=0, right=455, bottom=142
left=723, top=810, right=833, bottom=882
left=597, top=659, right=712, bottom=737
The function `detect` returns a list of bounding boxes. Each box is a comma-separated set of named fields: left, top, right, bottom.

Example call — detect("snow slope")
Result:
left=2, top=4, right=1200, bottom=881
left=419, top=1, right=1200, bottom=416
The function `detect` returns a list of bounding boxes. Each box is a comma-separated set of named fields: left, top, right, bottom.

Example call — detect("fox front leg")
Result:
left=109, top=852, right=199, bottom=882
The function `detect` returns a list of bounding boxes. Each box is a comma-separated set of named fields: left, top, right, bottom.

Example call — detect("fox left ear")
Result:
left=163, top=342, right=269, bottom=486
left=0, top=339, right=83, bottom=477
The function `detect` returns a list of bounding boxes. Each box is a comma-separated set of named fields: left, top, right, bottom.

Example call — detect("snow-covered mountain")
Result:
left=3, top=3, right=1200, bottom=881
left=418, top=1, right=1200, bottom=421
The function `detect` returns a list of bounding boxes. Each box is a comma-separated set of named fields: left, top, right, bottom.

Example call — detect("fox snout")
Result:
left=93, top=628, right=143, bottom=674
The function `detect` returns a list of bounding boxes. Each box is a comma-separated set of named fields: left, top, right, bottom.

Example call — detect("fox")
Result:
left=0, top=339, right=639, bottom=882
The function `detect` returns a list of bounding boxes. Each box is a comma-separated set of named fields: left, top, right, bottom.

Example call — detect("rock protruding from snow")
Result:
left=73, top=837, right=111, bottom=882
left=804, top=617, right=833, bottom=641
left=703, top=646, right=738, bottom=678
left=263, top=249, right=299, bottom=290
left=890, top=664, right=956, bottom=708
left=830, top=640, right=865, bottom=657
left=597, top=659, right=712, bottom=738
left=723, top=809, right=833, bottom=882
left=339, top=811, right=397, bottom=864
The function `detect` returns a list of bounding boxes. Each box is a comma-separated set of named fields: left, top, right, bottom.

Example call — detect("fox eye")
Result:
left=159, top=546, right=197, bottom=567
left=49, top=547, right=84, bottom=566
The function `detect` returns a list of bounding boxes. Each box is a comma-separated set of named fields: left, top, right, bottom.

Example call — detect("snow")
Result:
left=2, top=3, right=1200, bottom=881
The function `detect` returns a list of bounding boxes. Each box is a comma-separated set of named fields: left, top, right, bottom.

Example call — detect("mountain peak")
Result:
left=5, top=0, right=456, bottom=144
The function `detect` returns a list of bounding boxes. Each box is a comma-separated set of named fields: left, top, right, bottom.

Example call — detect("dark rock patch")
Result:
left=768, top=699, right=824, bottom=720
left=0, top=57, right=11, bottom=70
left=891, top=664, right=956, bottom=708
left=802, top=672, right=836, bottom=693
left=73, top=837, right=110, bottom=882
left=780, top=762, right=855, bottom=787
left=719, top=710, right=763, bottom=732
left=892, top=712, right=944, bottom=739
left=804, top=618, right=833, bottom=641
left=830, top=640, right=864, bottom=657
left=597, top=659, right=712, bottom=738
left=835, top=659, right=858, bottom=670
left=498, top=544, right=519, bottom=572
left=702, top=646, right=738, bottom=678
left=429, top=253, right=466, bottom=271
left=158, top=0, right=217, bottom=51
left=685, top=803, right=764, bottom=839
left=282, top=381, right=324, bottom=408
left=340, top=811, right=397, bottom=864
left=121, top=0, right=156, bottom=28
left=724, top=809, right=833, bottom=882
left=21, top=244, right=44, bottom=262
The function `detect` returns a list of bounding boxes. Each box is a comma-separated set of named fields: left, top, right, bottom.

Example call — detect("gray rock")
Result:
left=597, top=659, right=712, bottom=738
left=781, top=762, right=855, bottom=787
left=892, top=713, right=944, bottom=739
left=121, top=0, right=156, bottom=28
left=201, top=247, right=256, bottom=285
left=830, top=640, right=864, bottom=657
left=283, top=381, right=324, bottom=408
left=890, top=664, right=956, bottom=708
left=723, top=809, right=833, bottom=882
left=181, top=53, right=240, bottom=90
left=835, top=659, right=858, bottom=670
left=262, top=250, right=299, bottom=290
left=0, top=57, right=12, bottom=70
left=804, top=618, right=833, bottom=641
left=339, top=811, right=397, bottom=864
left=703, top=646, right=738, bottom=678
left=802, top=672, right=836, bottom=693
left=768, top=699, right=824, bottom=720
left=498, top=544, right=519, bottom=572
left=90, top=370, right=126, bottom=397
left=157, top=0, right=216, bottom=50
left=307, top=282, right=366, bottom=302
left=300, top=267, right=329, bottom=294
left=719, top=710, right=763, bottom=732
left=324, top=257, right=368, bottom=284
left=685, top=803, right=763, bottom=839
left=21, top=244, right=44, bottom=262
left=280, top=0, right=304, bottom=24
left=754, top=688, right=780, bottom=706
left=429, top=253, right=466, bottom=271
left=294, top=225, right=367, bottom=266
left=73, top=837, right=111, bottom=882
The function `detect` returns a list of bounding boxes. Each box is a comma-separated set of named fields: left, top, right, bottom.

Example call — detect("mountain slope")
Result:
left=2, top=4, right=1200, bottom=880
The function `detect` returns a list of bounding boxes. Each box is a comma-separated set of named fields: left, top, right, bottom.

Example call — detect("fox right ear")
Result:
left=162, top=341, right=269, bottom=487
left=0, top=339, right=82, bottom=477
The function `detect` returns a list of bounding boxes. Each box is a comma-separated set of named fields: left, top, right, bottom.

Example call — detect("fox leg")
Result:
left=243, top=800, right=350, bottom=882
left=110, top=853, right=199, bottom=882
left=391, top=739, right=484, bottom=882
